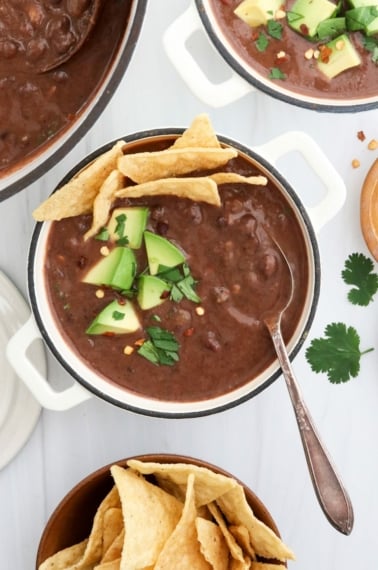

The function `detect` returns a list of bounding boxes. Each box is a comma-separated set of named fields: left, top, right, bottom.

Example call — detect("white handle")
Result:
left=253, top=131, right=346, bottom=232
left=163, top=2, right=253, bottom=108
left=6, top=315, right=92, bottom=411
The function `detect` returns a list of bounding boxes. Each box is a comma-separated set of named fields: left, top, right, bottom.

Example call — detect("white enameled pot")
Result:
left=163, top=1, right=378, bottom=112
left=0, top=0, right=147, bottom=202
left=7, top=128, right=346, bottom=417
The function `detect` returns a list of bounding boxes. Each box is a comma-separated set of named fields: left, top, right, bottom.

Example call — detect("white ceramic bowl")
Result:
left=7, top=128, right=346, bottom=417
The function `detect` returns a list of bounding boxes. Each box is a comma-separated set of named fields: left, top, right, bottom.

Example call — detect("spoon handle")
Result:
left=268, top=319, right=354, bottom=535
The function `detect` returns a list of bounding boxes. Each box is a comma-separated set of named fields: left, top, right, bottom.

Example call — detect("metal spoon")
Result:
left=261, top=236, right=354, bottom=535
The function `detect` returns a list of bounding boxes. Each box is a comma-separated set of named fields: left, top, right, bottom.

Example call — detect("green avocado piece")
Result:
left=82, top=247, right=137, bottom=290
left=137, top=275, right=171, bottom=310
left=317, top=34, right=361, bottom=79
left=107, top=207, right=149, bottom=249
left=144, top=231, right=185, bottom=276
left=288, top=0, right=338, bottom=38
left=86, top=299, right=140, bottom=335
left=234, top=0, right=283, bottom=27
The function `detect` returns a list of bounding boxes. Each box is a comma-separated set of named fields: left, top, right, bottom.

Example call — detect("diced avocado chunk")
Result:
left=137, top=275, right=171, bottom=310
left=144, top=231, right=185, bottom=276
left=107, top=207, right=149, bottom=249
left=234, top=0, right=283, bottom=27
left=346, top=6, right=378, bottom=35
left=82, top=247, right=137, bottom=290
left=348, top=0, right=378, bottom=8
left=86, top=300, right=140, bottom=335
left=288, top=0, right=338, bottom=38
left=317, top=34, right=361, bottom=78
left=317, top=17, right=346, bottom=39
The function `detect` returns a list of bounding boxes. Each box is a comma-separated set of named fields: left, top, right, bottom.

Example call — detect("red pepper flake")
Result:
left=117, top=298, right=126, bottom=306
left=318, top=45, right=332, bottom=63
left=134, top=338, right=145, bottom=347
left=184, top=327, right=195, bottom=337
left=357, top=130, right=366, bottom=142
left=300, top=23, right=309, bottom=36
left=160, top=290, right=170, bottom=299
left=103, top=331, right=116, bottom=337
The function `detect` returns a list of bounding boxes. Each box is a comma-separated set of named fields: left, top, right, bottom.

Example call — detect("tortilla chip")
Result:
left=33, top=141, right=125, bottom=221
left=94, top=559, right=121, bottom=569
left=117, top=147, right=237, bottom=184
left=102, top=530, right=125, bottom=564
left=72, top=486, right=121, bottom=568
left=196, top=517, right=229, bottom=570
left=207, top=502, right=246, bottom=563
left=172, top=114, right=221, bottom=149
left=216, top=486, right=295, bottom=562
left=101, top=508, right=124, bottom=559
left=84, top=169, right=125, bottom=240
left=229, top=525, right=256, bottom=560
left=127, top=459, right=238, bottom=508
left=115, top=177, right=221, bottom=206
left=229, top=557, right=252, bottom=570
left=110, top=465, right=183, bottom=570
left=210, top=173, right=268, bottom=186
left=38, top=539, right=88, bottom=570
left=154, top=474, right=211, bottom=570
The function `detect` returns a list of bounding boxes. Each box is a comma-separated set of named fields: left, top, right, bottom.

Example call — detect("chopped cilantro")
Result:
left=341, top=252, right=378, bottom=306
left=269, top=67, right=286, bottom=80
left=137, top=327, right=180, bottom=366
left=363, top=35, right=378, bottom=64
left=158, top=263, right=201, bottom=304
left=305, top=322, right=374, bottom=384
left=286, top=11, right=303, bottom=25
left=256, top=32, right=269, bottom=52
left=267, top=19, right=283, bottom=40
left=95, top=227, right=110, bottom=241
left=112, top=310, right=125, bottom=321
left=116, top=236, right=130, bottom=246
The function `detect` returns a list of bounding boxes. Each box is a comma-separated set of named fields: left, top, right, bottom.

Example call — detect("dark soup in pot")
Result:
left=37, top=119, right=310, bottom=403
left=0, top=0, right=131, bottom=176
left=209, top=0, right=378, bottom=101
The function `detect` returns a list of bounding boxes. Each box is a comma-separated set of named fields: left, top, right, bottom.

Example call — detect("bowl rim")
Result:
left=36, top=452, right=283, bottom=568
left=195, top=0, right=378, bottom=113
left=27, top=128, right=321, bottom=418
left=0, top=0, right=148, bottom=202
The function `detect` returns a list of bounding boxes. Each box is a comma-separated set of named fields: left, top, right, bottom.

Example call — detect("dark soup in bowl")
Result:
left=31, top=115, right=316, bottom=415
left=206, top=0, right=378, bottom=108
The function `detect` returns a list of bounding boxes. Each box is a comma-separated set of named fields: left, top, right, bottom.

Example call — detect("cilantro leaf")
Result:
left=363, top=35, right=378, bottom=64
left=341, top=252, right=378, bottom=306
left=305, top=322, right=374, bottom=384
left=256, top=32, right=269, bottom=52
left=269, top=67, right=286, bottom=80
left=137, top=326, right=180, bottom=366
left=158, top=263, right=201, bottom=304
left=267, top=19, right=283, bottom=40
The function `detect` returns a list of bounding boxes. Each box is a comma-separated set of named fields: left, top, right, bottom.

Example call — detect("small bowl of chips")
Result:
left=36, top=454, right=295, bottom=569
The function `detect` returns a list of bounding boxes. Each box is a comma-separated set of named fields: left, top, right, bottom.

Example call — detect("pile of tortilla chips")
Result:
left=39, top=460, right=294, bottom=570
left=32, top=114, right=267, bottom=241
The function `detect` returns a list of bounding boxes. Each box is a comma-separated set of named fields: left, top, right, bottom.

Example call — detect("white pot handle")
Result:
left=163, top=2, right=253, bottom=108
left=6, top=315, right=92, bottom=411
left=253, top=131, right=346, bottom=232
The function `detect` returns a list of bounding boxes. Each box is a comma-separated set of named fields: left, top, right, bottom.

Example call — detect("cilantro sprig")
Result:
left=341, top=252, right=378, bottom=306
left=157, top=263, right=201, bottom=303
left=305, top=322, right=374, bottom=384
left=137, top=326, right=180, bottom=366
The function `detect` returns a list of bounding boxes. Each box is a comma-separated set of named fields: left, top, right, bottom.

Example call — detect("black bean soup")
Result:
left=44, top=139, right=309, bottom=403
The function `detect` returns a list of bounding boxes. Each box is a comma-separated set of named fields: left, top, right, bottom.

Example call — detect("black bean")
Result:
left=203, top=331, right=221, bottom=352
left=67, top=0, right=91, bottom=18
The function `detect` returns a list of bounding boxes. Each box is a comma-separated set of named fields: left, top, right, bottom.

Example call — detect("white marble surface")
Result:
left=1, top=1, right=378, bottom=568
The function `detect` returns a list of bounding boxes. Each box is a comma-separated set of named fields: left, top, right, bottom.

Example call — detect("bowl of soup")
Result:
left=0, top=0, right=147, bottom=201
left=7, top=115, right=346, bottom=416
left=36, top=453, right=295, bottom=569
left=164, top=0, right=378, bottom=112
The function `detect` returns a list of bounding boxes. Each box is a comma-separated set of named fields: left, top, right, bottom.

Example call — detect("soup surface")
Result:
left=0, top=1, right=130, bottom=175
left=209, top=0, right=378, bottom=101
left=44, top=139, right=310, bottom=403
